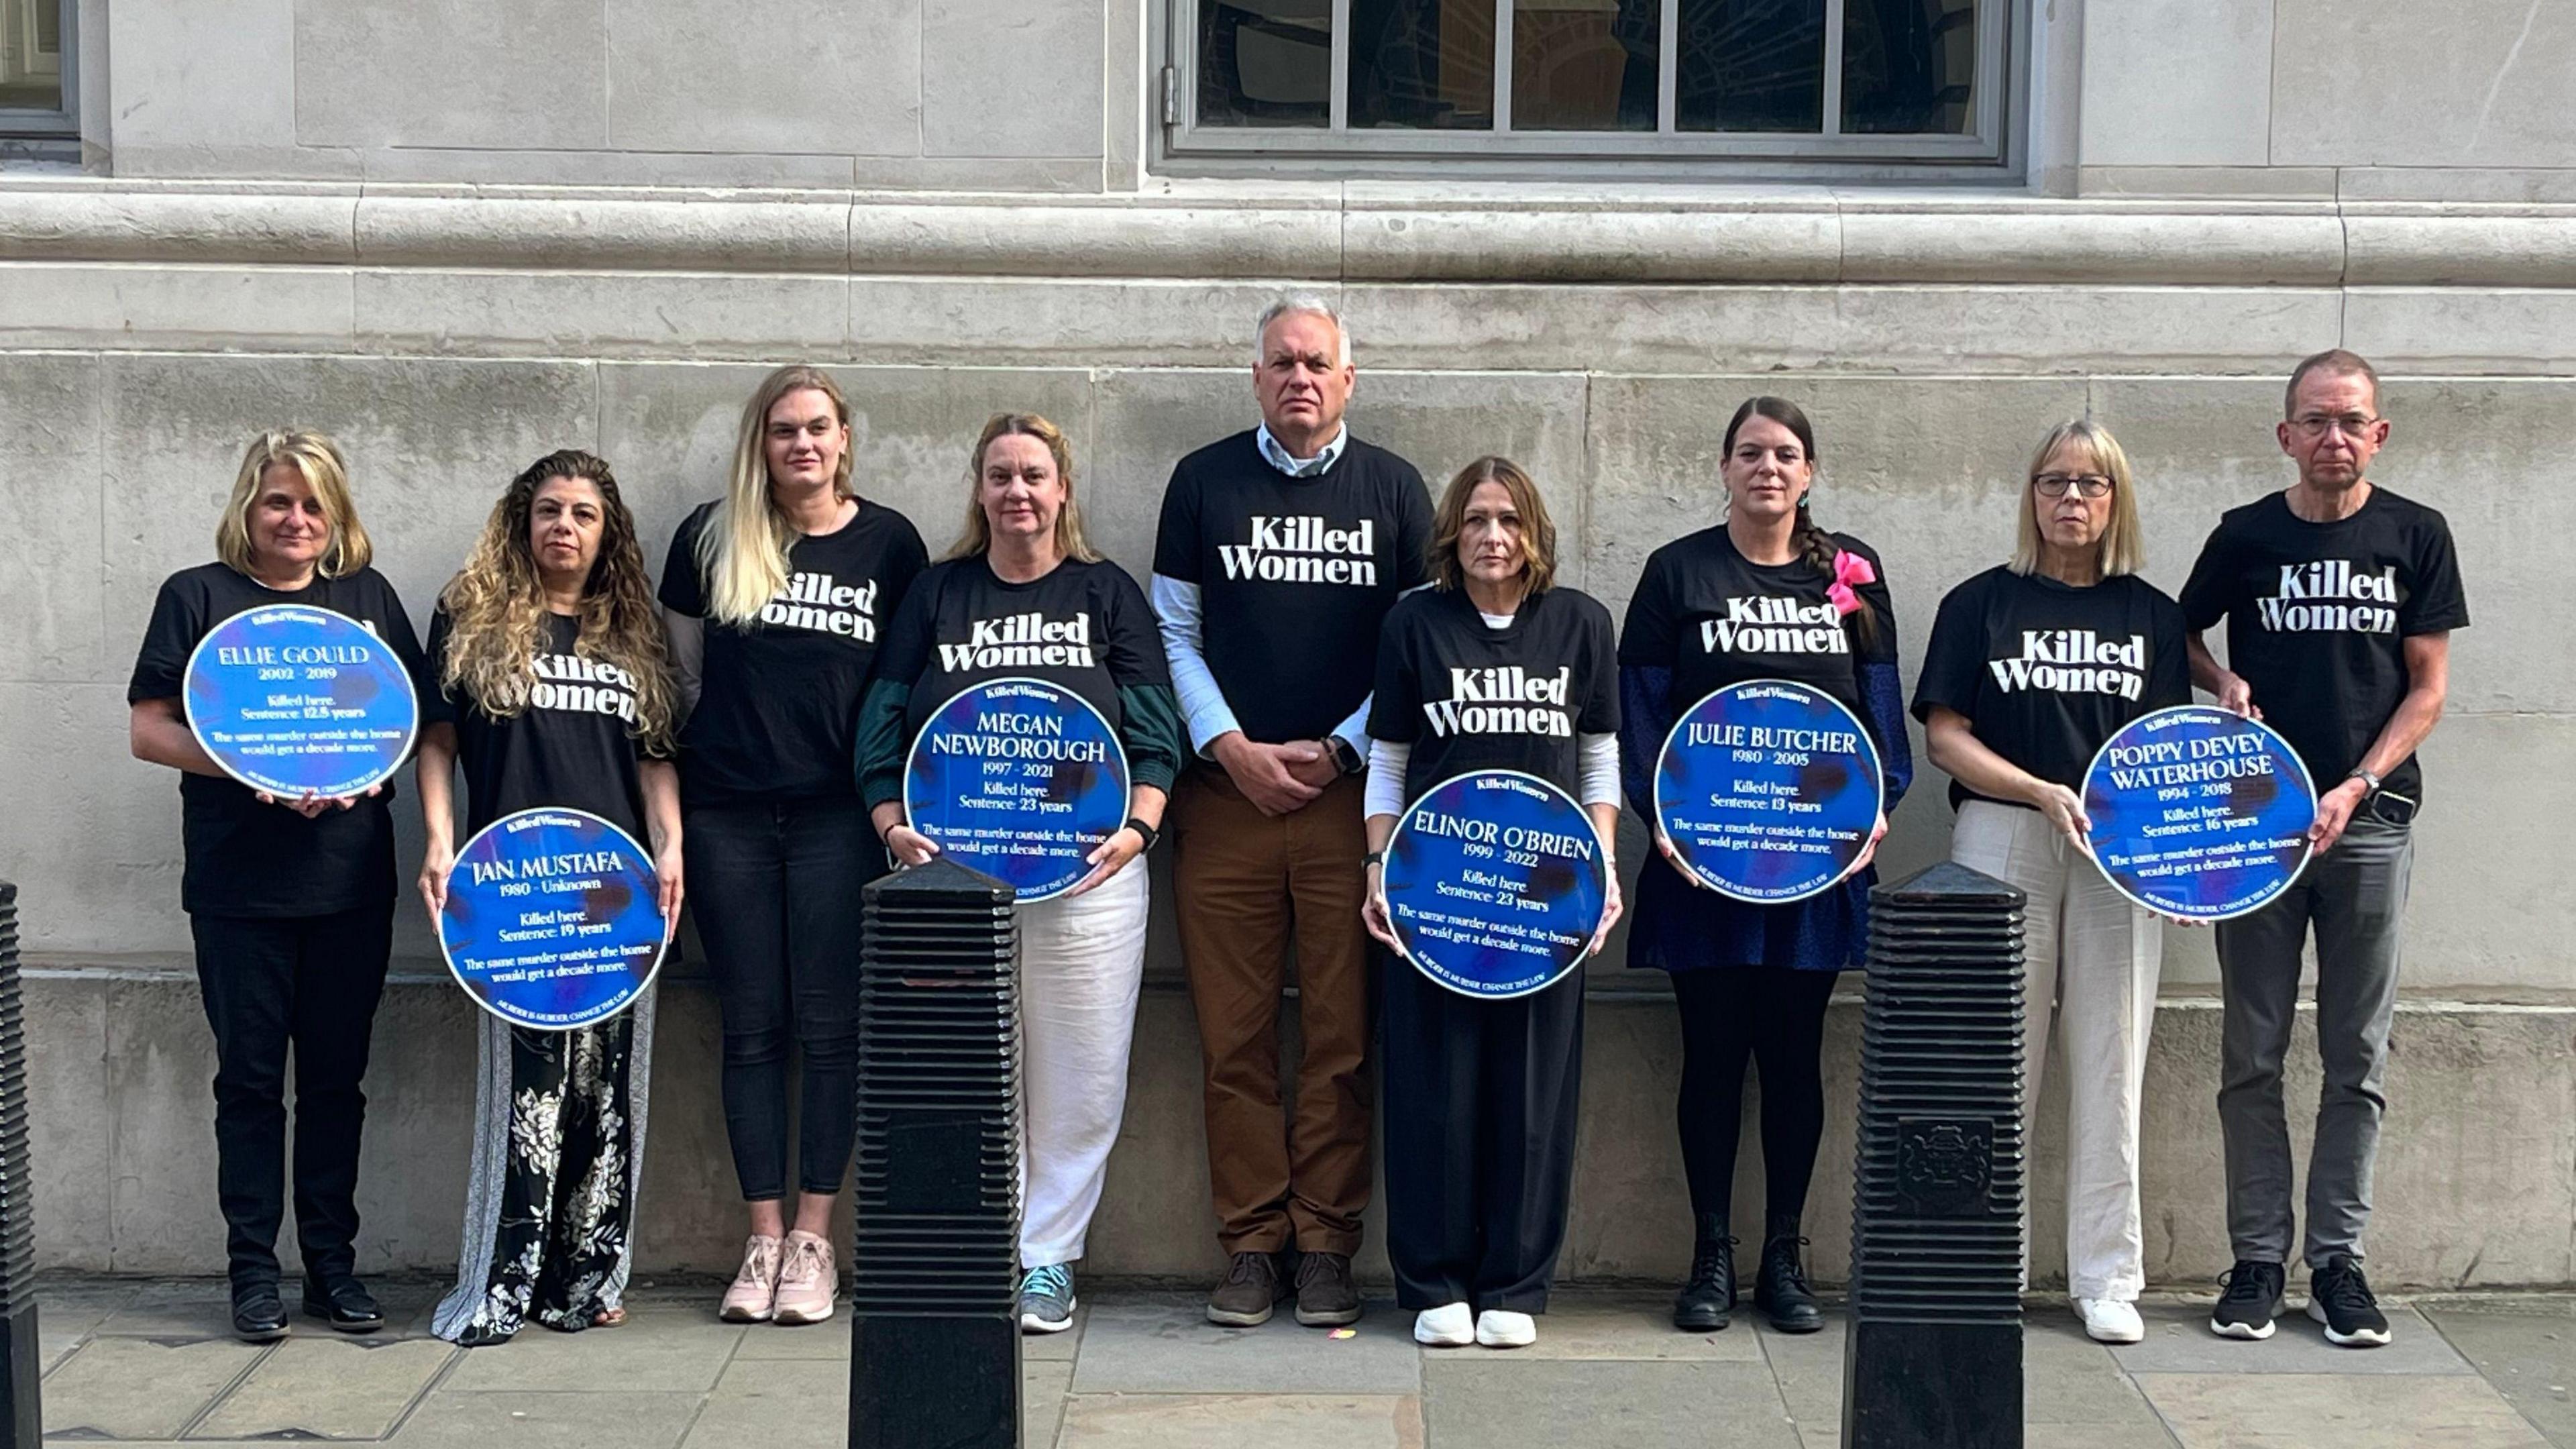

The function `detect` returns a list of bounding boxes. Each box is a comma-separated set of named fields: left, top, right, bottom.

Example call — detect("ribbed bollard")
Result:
left=0, top=883, right=36, bottom=1448
left=849, top=860, right=1022, bottom=1449
left=1841, top=861, right=2027, bottom=1449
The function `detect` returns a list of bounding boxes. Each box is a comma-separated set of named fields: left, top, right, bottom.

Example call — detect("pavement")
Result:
left=25, top=1276, right=2575, bottom=1447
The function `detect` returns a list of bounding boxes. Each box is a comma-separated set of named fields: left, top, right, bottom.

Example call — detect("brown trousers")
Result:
left=1169, top=764, right=1375, bottom=1256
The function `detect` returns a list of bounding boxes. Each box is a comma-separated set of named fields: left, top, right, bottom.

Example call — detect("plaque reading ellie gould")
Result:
left=903, top=676, right=1130, bottom=904
left=183, top=604, right=419, bottom=798
left=439, top=808, right=666, bottom=1030
left=2083, top=705, right=2316, bottom=921
left=1383, top=770, right=1607, bottom=1000
left=1653, top=679, right=1884, bottom=903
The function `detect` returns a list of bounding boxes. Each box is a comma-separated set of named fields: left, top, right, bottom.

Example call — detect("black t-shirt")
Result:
left=2179, top=487, right=2469, bottom=802
left=658, top=498, right=928, bottom=808
left=867, top=553, right=1179, bottom=794
left=1151, top=431, right=1433, bottom=744
left=1911, top=566, right=2192, bottom=810
left=424, top=608, right=665, bottom=839
left=127, top=562, right=427, bottom=918
left=1618, top=525, right=1898, bottom=729
left=1368, top=586, right=1619, bottom=806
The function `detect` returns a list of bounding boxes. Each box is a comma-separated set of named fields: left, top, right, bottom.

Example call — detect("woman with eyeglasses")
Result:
left=1910, top=421, right=2190, bottom=1346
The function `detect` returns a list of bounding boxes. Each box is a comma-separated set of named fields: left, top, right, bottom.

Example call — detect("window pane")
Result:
left=1511, top=0, right=1658, bottom=132
left=1197, top=0, right=1332, bottom=127
left=1352, top=0, right=1495, bottom=130
left=1675, top=0, right=1823, bottom=132
left=1842, top=0, right=1976, bottom=133
left=0, top=0, right=65, bottom=112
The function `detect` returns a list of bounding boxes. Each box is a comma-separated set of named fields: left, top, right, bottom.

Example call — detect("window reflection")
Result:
left=1843, top=0, right=1974, bottom=133
left=1198, top=0, right=1333, bottom=127
left=1512, top=0, right=1658, bottom=132
left=1675, top=0, right=1825, bottom=132
left=1352, top=0, right=1495, bottom=129
left=0, top=0, right=63, bottom=113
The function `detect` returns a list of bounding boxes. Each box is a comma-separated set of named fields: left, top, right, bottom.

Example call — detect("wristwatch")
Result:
left=2346, top=767, right=2384, bottom=797
left=1325, top=737, right=1364, bottom=777
left=1124, top=816, right=1161, bottom=851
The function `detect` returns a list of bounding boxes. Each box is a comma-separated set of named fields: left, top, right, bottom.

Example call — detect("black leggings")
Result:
left=1670, top=965, right=1840, bottom=1229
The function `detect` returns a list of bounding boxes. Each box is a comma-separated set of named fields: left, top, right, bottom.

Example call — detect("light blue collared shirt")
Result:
left=1255, top=423, right=1348, bottom=479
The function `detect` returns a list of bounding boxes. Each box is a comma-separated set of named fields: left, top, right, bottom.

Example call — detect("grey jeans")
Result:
left=2213, top=812, right=2414, bottom=1270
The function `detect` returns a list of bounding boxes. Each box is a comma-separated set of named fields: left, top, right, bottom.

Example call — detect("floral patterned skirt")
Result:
left=432, top=990, right=655, bottom=1346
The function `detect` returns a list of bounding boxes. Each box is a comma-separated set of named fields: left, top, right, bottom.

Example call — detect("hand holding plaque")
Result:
left=1653, top=680, right=1885, bottom=904
left=1380, top=770, right=1608, bottom=1000
left=438, top=808, right=667, bottom=1030
left=2082, top=705, right=2316, bottom=921
left=902, top=677, right=1131, bottom=903
left=183, top=605, right=419, bottom=802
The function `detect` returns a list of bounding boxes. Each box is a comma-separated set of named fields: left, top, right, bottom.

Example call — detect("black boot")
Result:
left=1756, top=1218, right=1824, bottom=1334
left=1672, top=1214, right=1737, bottom=1331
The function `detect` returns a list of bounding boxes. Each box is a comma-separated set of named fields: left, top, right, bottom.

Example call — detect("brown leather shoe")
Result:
left=1206, top=1250, right=1285, bottom=1327
left=1293, top=1250, right=1362, bottom=1327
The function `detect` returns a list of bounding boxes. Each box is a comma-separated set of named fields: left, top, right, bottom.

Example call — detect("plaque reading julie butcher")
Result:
left=902, top=676, right=1130, bottom=904
left=2083, top=705, right=2316, bottom=922
left=1653, top=679, right=1884, bottom=904
left=183, top=604, right=419, bottom=798
left=1382, top=770, right=1608, bottom=1000
left=439, top=808, right=667, bottom=1030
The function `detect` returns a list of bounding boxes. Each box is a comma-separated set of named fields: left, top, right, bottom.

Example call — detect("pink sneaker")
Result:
left=720, top=1234, right=782, bottom=1323
left=773, top=1230, right=838, bottom=1326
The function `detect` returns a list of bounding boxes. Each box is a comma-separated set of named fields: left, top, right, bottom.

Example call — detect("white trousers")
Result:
left=1952, top=800, right=2163, bottom=1301
left=1016, top=862, right=1150, bottom=1269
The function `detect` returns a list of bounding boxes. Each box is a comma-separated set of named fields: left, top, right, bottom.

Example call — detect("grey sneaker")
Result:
left=1018, top=1263, right=1077, bottom=1334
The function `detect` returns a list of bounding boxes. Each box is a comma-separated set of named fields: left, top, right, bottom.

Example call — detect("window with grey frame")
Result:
left=0, top=0, right=71, bottom=135
left=1172, top=0, right=2004, bottom=165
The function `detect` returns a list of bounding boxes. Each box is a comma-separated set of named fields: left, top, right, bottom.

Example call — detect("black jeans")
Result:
left=189, top=904, right=394, bottom=1288
left=684, top=796, right=881, bottom=1200
left=1670, top=965, right=1839, bottom=1228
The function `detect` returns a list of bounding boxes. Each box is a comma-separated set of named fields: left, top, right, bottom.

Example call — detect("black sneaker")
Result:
left=2210, top=1259, right=2286, bottom=1340
left=2305, top=1255, right=2392, bottom=1347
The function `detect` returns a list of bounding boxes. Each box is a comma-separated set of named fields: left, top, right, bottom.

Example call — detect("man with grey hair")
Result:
left=1150, top=296, right=1433, bottom=1328
left=2182, top=348, right=2469, bottom=1348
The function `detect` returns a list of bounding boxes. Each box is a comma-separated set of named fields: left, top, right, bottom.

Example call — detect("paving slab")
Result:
left=728, top=1318, right=853, bottom=1360
left=389, top=1389, right=704, bottom=1448
left=2424, top=1298, right=2576, bottom=1448
left=689, top=1354, right=843, bottom=1449
left=1508, top=1291, right=1764, bottom=1362
left=39, top=1334, right=270, bottom=1439
left=195, top=1335, right=459, bottom=1440
left=1425, top=1358, right=1800, bottom=1449
left=1026, top=1360, right=1073, bottom=1449
left=1023, top=1305, right=1085, bottom=1362
left=1070, top=1300, right=1420, bottom=1395
left=2107, top=1300, right=2469, bottom=1375
left=2134, top=1371, right=2550, bottom=1449
left=34, top=1279, right=133, bottom=1371
left=437, top=1299, right=744, bottom=1392
left=91, top=1277, right=245, bottom=1339
left=2024, top=1317, right=2176, bottom=1436
left=1756, top=1315, right=1845, bottom=1432
left=1057, top=1392, right=1422, bottom=1448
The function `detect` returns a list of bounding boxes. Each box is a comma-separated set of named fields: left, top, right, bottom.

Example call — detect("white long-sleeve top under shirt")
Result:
left=1364, top=608, right=1619, bottom=819
left=1151, top=570, right=1372, bottom=761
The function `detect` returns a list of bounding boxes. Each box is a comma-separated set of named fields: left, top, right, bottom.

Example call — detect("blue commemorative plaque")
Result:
left=1383, top=770, right=1608, bottom=1000
left=903, top=676, right=1130, bottom=904
left=183, top=604, right=419, bottom=798
left=2083, top=705, right=2316, bottom=921
left=439, top=808, right=666, bottom=1030
left=1654, top=680, right=1885, bottom=903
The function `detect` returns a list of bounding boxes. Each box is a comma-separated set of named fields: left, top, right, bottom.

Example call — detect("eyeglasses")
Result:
left=2289, top=413, right=2380, bottom=439
left=2032, top=473, right=2113, bottom=499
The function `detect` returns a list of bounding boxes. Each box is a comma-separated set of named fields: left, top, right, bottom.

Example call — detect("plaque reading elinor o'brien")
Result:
left=2083, top=705, right=2317, bottom=921
left=439, top=808, right=667, bottom=1030
left=183, top=604, right=419, bottom=798
left=1653, top=679, right=1884, bottom=904
left=1382, top=770, right=1608, bottom=1000
left=902, top=676, right=1130, bottom=903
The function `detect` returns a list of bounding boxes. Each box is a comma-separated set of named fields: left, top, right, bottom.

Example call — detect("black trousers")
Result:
left=684, top=796, right=881, bottom=1200
left=188, top=904, right=394, bottom=1287
left=1381, top=963, right=1585, bottom=1312
left=1670, top=965, right=1839, bottom=1228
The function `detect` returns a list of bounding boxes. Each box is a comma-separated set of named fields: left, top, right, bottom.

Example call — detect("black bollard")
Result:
left=1842, top=861, right=2026, bottom=1449
left=0, top=884, right=35, bottom=1448
left=849, top=860, right=1022, bottom=1449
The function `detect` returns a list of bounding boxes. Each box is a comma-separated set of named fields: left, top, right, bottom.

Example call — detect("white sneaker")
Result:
left=2076, top=1297, right=2145, bottom=1344
left=1475, top=1309, right=1537, bottom=1348
left=1413, top=1302, right=1474, bottom=1347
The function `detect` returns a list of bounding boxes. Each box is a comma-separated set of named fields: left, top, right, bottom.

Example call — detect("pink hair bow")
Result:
left=1826, top=549, right=1876, bottom=617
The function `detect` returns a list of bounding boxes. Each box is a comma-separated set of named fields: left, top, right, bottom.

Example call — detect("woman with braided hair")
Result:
left=1617, top=396, right=1912, bottom=1335
left=419, top=449, right=684, bottom=1346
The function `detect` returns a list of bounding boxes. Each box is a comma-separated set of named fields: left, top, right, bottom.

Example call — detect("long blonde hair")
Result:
left=696, top=366, right=857, bottom=625
left=438, top=450, right=675, bottom=752
left=215, top=429, right=373, bottom=580
left=2010, top=420, right=2145, bottom=579
left=945, top=413, right=1103, bottom=564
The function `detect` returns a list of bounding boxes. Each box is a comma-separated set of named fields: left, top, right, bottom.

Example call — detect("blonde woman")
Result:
left=659, top=366, right=928, bottom=1326
left=126, top=430, right=427, bottom=1342
left=1911, top=420, right=2190, bottom=1344
left=855, top=414, right=1181, bottom=1334
left=418, top=450, right=684, bottom=1346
